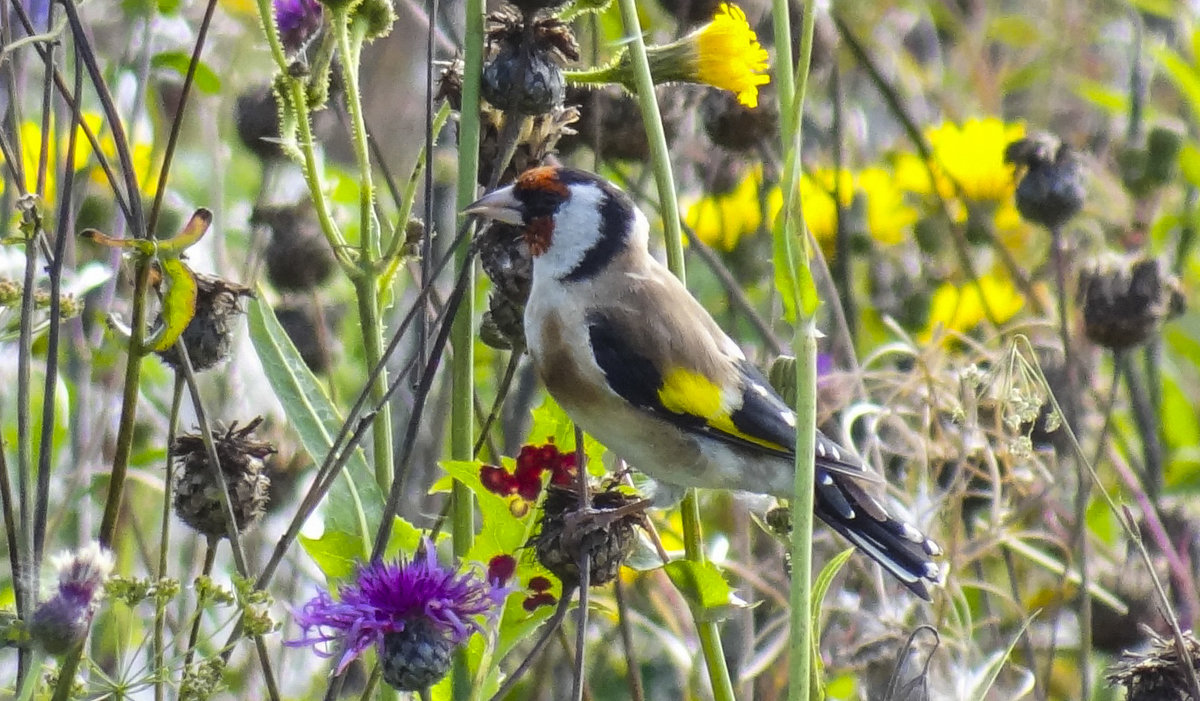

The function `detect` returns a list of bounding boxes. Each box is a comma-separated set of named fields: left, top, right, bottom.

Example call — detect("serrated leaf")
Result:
left=437, top=459, right=530, bottom=561
left=664, top=559, right=746, bottom=622
left=248, top=298, right=382, bottom=561
left=526, top=396, right=606, bottom=474
left=150, top=51, right=221, bottom=94
left=145, top=258, right=196, bottom=352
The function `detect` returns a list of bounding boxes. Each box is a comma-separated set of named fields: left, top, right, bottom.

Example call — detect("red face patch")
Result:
left=525, top=216, right=553, bottom=256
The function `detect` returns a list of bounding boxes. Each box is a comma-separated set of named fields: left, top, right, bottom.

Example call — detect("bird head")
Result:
left=465, top=166, right=649, bottom=282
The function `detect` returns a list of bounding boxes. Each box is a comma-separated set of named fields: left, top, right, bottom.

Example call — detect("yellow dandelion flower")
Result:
left=795, top=169, right=852, bottom=254
left=691, top=3, right=771, bottom=108
left=923, top=270, right=1024, bottom=341
left=857, top=167, right=919, bottom=245
left=587, top=2, right=771, bottom=108
left=685, top=166, right=768, bottom=251
left=925, top=118, right=1025, bottom=202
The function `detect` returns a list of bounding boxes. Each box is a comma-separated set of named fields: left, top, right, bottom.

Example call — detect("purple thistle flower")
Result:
left=288, top=542, right=506, bottom=677
left=29, top=542, right=113, bottom=655
left=273, top=0, right=323, bottom=54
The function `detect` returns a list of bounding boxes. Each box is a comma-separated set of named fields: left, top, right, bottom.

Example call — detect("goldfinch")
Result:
left=466, top=165, right=942, bottom=600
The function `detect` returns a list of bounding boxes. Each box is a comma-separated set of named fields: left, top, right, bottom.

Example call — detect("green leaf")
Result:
left=298, top=530, right=362, bottom=580
left=247, top=298, right=383, bottom=560
left=1155, top=44, right=1200, bottom=123
left=526, top=397, right=607, bottom=474
left=664, top=559, right=746, bottom=623
left=150, top=51, right=221, bottom=94
left=157, top=208, right=211, bottom=256
left=437, top=459, right=531, bottom=562
left=144, top=258, right=196, bottom=352
left=809, top=548, right=854, bottom=698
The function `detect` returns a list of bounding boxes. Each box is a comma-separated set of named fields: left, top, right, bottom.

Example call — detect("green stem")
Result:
left=615, top=1, right=733, bottom=698
left=614, top=0, right=684, bottom=275
left=775, top=1, right=820, bottom=700
left=253, top=0, right=353, bottom=273
left=333, top=12, right=393, bottom=491
left=451, top=1, right=485, bottom=699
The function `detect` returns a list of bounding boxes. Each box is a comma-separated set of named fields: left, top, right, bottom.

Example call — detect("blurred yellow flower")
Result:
left=685, top=166, right=769, bottom=251
left=691, top=3, right=771, bottom=108
left=925, top=118, right=1025, bottom=202
left=923, top=270, right=1024, bottom=340
left=796, top=169, right=852, bottom=253
left=857, top=167, right=918, bottom=245
left=0, top=112, right=158, bottom=202
left=0, top=116, right=99, bottom=202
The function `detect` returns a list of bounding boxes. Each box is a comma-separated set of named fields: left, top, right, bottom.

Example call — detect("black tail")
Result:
left=813, top=466, right=942, bottom=600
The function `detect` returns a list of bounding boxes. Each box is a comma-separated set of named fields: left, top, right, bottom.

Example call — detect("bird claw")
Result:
left=560, top=498, right=652, bottom=551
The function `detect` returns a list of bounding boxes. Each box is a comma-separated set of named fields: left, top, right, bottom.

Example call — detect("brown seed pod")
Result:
left=252, top=203, right=336, bottom=292
left=531, top=484, right=641, bottom=587
left=1105, top=630, right=1200, bottom=701
left=234, top=85, right=284, bottom=162
left=155, top=272, right=253, bottom=371
left=172, top=418, right=273, bottom=539
left=1079, top=256, right=1185, bottom=351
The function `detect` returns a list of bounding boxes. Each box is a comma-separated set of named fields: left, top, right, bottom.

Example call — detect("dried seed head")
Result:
left=235, top=85, right=284, bottom=162
left=1079, top=256, right=1185, bottom=350
left=253, top=203, right=336, bottom=292
left=505, top=0, right=571, bottom=16
left=532, top=485, right=641, bottom=587
left=380, top=618, right=457, bottom=692
left=477, top=104, right=578, bottom=187
left=480, top=294, right=526, bottom=351
left=658, top=0, right=723, bottom=25
left=701, top=90, right=778, bottom=153
left=481, top=11, right=569, bottom=116
left=558, top=86, right=681, bottom=163
left=1006, top=134, right=1085, bottom=230
left=477, top=222, right=533, bottom=306
left=173, top=418, right=274, bottom=539
left=155, top=272, right=253, bottom=371
left=1106, top=630, right=1200, bottom=701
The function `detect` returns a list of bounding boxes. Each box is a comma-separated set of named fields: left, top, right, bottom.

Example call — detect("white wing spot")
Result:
left=782, top=411, right=795, bottom=427
left=901, top=523, right=924, bottom=543
left=816, top=442, right=826, bottom=457
left=751, top=383, right=770, bottom=397
left=820, top=474, right=833, bottom=486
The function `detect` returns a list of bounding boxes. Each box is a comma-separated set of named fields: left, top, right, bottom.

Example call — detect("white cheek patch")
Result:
left=535, top=184, right=607, bottom=280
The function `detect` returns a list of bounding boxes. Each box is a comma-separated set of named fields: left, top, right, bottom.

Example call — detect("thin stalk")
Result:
left=1050, top=222, right=1089, bottom=700
left=571, top=426, right=591, bottom=701
left=35, top=23, right=81, bottom=565
left=182, top=541, right=219, bottom=672
left=614, top=576, right=646, bottom=701
left=15, top=195, right=39, bottom=659
left=154, top=376, right=184, bottom=701
left=451, top=0, right=485, bottom=697
left=614, top=0, right=734, bottom=697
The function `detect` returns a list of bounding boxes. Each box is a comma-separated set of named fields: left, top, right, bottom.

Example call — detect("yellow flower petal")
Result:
left=924, top=270, right=1024, bottom=341
left=694, top=4, right=771, bottom=108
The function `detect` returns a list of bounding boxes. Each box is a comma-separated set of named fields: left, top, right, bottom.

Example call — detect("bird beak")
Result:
left=464, top=186, right=524, bottom=225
